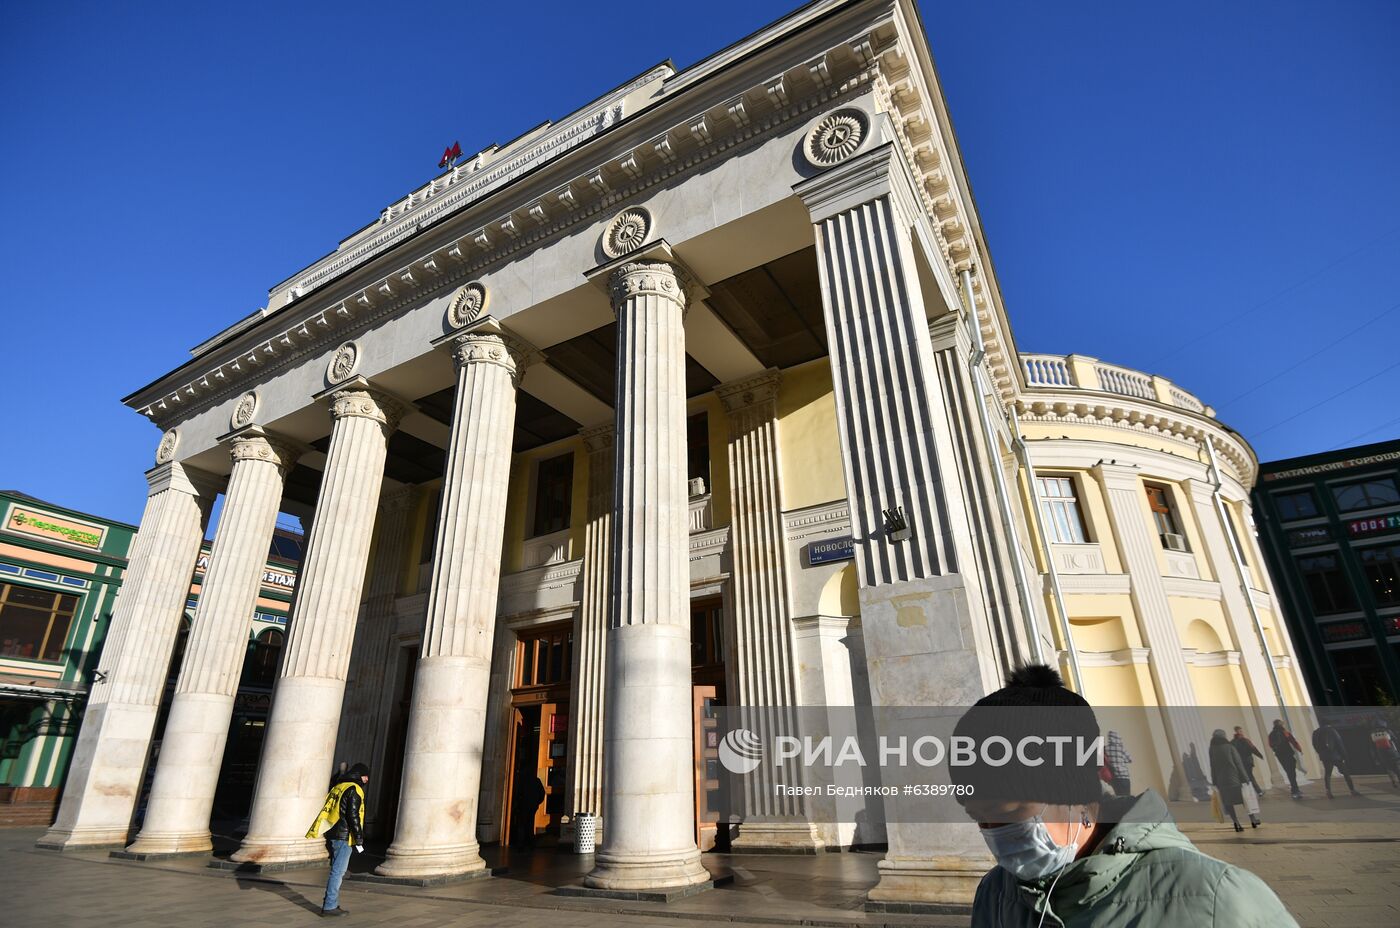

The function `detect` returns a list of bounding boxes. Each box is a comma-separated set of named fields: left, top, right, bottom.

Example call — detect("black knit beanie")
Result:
left=347, top=763, right=370, bottom=780
left=949, top=664, right=1102, bottom=806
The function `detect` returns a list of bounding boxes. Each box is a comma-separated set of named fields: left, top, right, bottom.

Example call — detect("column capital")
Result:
left=447, top=317, right=538, bottom=386
left=580, top=422, right=615, bottom=454
left=716, top=368, right=781, bottom=414
left=225, top=427, right=305, bottom=476
left=792, top=140, right=921, bottom=226
left=320, top=377, right=407, bottom=433
left=146, top=460, right=222, bottom=499
left=607, top=259, right=689, bottom=312
left=1093, top=462, right=1145, bottom=493
left=379, top=484, right=418, bottom=515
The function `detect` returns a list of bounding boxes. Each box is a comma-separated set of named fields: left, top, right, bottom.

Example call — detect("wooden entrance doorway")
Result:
left=691, top=596, right=729, bottom=851
left=503, top=623, right=570, bottom=847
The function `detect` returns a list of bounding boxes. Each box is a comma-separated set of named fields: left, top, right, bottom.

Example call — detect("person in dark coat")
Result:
left=1209, top=729, right=1258, bottom=831
left=305, top=762, right=369, bottom=918
left=512, top=775, right=547, bottom=849
left=1268, top=720, right=1304, bottom=799
left=1232, top=726, right=1265, bottom=795
left=1311, top=724, right=1361, bottom=798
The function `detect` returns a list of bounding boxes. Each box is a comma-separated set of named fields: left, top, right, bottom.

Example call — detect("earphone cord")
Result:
left=1035, top=815, right=1086, bottom=928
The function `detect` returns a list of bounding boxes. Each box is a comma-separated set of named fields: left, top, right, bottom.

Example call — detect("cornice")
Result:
left=128, top=43, right=887, bottom=429
left=1014, top=392, right=1256, bottom=488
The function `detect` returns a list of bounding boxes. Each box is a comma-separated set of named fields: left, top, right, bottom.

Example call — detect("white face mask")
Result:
left=980, top=814, right=1082, bottom=881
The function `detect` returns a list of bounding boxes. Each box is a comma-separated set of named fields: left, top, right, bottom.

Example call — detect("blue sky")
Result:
left=2, top=0, right=1397, bottom=526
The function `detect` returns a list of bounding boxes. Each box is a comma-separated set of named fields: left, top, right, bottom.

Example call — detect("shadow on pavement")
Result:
left=235, top=874, right=322, bottom=914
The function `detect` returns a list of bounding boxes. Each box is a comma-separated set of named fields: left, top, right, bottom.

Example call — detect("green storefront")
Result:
left=0, top=490, right=135, bottom=825
left=1252, top=438, right=1400, bottom=707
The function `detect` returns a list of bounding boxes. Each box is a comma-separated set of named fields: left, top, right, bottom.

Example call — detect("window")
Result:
left=1328, top=644, right=1396, bottom=706
left=691, top=599, right=724, bottom=669
left=532, top=453, right=574, bottom=537
left=1358, top=543, right=1400, bottom=607
left=1144, top=484, right=1184, bottom=546
left=688, top=412, right=710, bottom=494
left=0, top=583, right=78, bottom=661
left=1296, top=553, right=1358, bottom=615
left=1037, top=476, right=1088, bottom=544
left=516, top=625, right=572, bottom=688
left=419, top=486, right=441, bottom=565
left=1332, top=477, right=1400, bottom=513
left=1272, top=489, right=1320, bottom=522
left=241, top=628, right=285, bottom=689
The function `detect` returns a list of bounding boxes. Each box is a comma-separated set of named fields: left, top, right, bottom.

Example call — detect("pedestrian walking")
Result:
left=305, top=762, right=369, bottom=918
left=1232, top=726, right=1265, bottom=795
left=1105, top=730, right=1133, bottom=797
left=1368, top=716, right=1400, bottom=789
left=1267, top=719, right=1304, bottom=799
left=951, top=664, right=1297, bottom=927
left=1209, top=729, right=1259, bottom=831
left=1311, top=724, right=1361, bottom=798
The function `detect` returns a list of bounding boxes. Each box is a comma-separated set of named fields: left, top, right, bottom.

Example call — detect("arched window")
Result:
left=241, top=628, right=285, bottom=689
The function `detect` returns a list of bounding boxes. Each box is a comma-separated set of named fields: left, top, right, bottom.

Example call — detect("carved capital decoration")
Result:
left=580, top=423, right=615, bottom=454
left=446, top=281, right=488, bottom=330
left=804, top=108, right=869, bottom=168
left=716, top=369, right=782, bottom=414
left=230, top=390, right=259, bottom=430
left=607, top=259, right=688, bottom=312
left=327, top=341, right=360, bottom=385
left=600, top=206, right=652, bottom=259
left=329, top=387, right=404, bottom=434
left=450, top=331, right=533, bottom=387
left=229, top=433, right=301, bottom=475
left=155, top=429, right=179, bottom=465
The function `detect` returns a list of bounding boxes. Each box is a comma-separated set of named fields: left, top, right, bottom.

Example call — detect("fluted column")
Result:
left=717, top=370, right=823, bottom=853
left=232, top=384, right=402, bottom=867
left=565, top=424, right=613, bottom=834
left=127, top=431, right=301, bottom=856
left=39, top=448, right=215, bottom=850
left=1096, top=464, right=1208, bottom=797
left=336, top=483, right=416, bottom=835
left=796, top=141, right=1003, bottom=904
left=584, top=258, right=709, bottom=891
left=377, top=321, right=533, bottom=879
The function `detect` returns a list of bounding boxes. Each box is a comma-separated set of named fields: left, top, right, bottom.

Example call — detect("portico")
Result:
left=41, top=0, right=1310, bottom=910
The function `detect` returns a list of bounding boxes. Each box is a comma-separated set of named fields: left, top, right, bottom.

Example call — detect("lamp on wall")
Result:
left=883, top=505, right=911, bottom=543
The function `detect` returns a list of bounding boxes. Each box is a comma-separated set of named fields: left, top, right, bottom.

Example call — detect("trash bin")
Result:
left=574, top=813, right=597, bottom=854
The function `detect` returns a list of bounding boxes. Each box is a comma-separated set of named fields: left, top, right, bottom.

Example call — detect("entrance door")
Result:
left=376, top=645, right=418, bottom=842
left=504, top=701, right=567, bottom=846
left=693, top=684, right=728, bottom=851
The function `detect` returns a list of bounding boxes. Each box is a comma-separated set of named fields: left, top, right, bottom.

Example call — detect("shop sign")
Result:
left=3, top=504, right=106, bottom=550
left=807, top=535, right=855, bottom=566
left=1321, top=621, right=1370, bottom=644
left=196, top=554, right=296, bottom=590
left=1286, top=526, right=1332, bottom=547
left=1347, top=514, right=1400, bottom=539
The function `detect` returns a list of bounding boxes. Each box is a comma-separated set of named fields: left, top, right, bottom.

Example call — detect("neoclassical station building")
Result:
left=41, top=0, right=1312, bottom=905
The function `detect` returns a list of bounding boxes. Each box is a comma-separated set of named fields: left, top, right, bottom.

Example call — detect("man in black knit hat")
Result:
left=951, top=665, right=1295, bottom=927
left=306, top=762, right=369, bottom=918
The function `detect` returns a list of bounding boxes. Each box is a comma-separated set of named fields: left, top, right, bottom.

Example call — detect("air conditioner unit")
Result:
left=688, top=477, right=707, bottom=498
left=1160, top=532, right=1188, bottom=552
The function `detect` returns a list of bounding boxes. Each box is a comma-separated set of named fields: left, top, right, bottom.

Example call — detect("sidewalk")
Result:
left=4, top=805, right=1397, bottom=928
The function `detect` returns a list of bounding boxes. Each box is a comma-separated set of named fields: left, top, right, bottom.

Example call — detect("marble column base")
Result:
left=582, top=847, right=711, bottom=892
left=231, top=677, right=346, bottom=868
left=127, top=692, right=235, bottom=856
left=122, top=830, right=213, bottom=857
left=374, top=842, right=487, bottom=880
left=37, top=701, right=158, bottom=851
left=865, top=852, right=991, bottom=907
left=729, top=821, right=826, bottom=854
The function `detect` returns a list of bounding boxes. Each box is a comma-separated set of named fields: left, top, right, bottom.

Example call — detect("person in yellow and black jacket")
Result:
left=305, top=763, right=369, bottom=918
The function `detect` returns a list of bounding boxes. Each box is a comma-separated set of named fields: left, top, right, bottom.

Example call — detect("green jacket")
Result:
left=971, top=790, right=1298, bottom=927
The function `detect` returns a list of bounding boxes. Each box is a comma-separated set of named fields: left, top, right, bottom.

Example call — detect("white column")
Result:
left=377, top=321, right=533, bottom=879
left=127, top=431, right=300, bottom=856
left=716, top=370, right=823, bottom=853
left=795, top=142, right=1003, bottom=905
left=39, top=449, right=214, bottom=850
left=1096, top=463, right=1208, bottom=796
left=584, top=257, right=709, bottom=892
left=565, top=424, right=613, bottom=835
left=232, top=384, right=402, bottom=867
left=336, top=484, right=416, bottom=834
